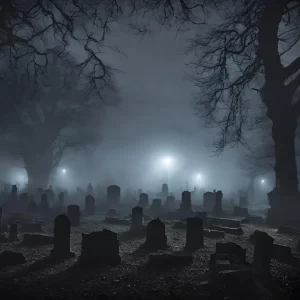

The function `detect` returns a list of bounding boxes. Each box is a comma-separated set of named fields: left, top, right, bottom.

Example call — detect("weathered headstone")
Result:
left=203, top=191, right=216, bottom=212
left=138, top=193, right=149, bottom=208
left=213, top=190, right=223, bottom=215
left=50, top=214, right=74, bottom=258
left=185, top=217, right=204, bottom=250
left=130, top=206, right=143, bottom=231
left=179, top=191, right=193, bottom=218
left=107, top=185, right=121, bottom=206
left=161, top=183, right=169, bottom=200
left=85, top=195, right=96, bottom=215
left=8, top=224, right=19, bottom=241
left=144, top=218, right=167, bottom=249
left=252, top=231, right=274, bottom=280
left=148, top=199, right=163, bottom=216
left=80, top=229, right=121, bottom=265
left=67, top=205, right=80, bottom=226
left=40, top=194, right=49, bottom=214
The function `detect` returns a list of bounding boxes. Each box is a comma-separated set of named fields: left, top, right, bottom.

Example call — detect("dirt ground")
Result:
left=1, top=217, right=300, bottom=299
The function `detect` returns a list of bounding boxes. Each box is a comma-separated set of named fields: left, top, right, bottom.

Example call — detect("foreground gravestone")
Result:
left=138, top=193, right=149, bottom=208
left=185, top=217, right=204, bottom=250
left=85, top=195, right=96, bottom=215
left=130, top=206, right=143, bottom=231
left=8, top=224, right=19, bottom=241
left=67, top=205, right=80, bottom=226
left=203, top=192, right=215, bottom=212
left=107, top=185, right=121, bottom=206
left=80, top=229, right=121, bottom=265
left=50, top=215, right=74, bottom=258
left=144, top=218, right=167, bottom=249
left=253, top=231, right=274, bottom=280
left=213, top=190, right=223, bottom=215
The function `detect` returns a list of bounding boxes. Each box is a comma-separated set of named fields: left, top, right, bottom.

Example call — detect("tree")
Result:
left=0, top=53, right=120, bottom=189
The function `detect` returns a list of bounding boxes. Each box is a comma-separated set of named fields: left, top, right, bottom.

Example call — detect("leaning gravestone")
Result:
left=107, top=185, right=121, bottom=206
left=213, top=190, right=223, bottom=216
left=253, top=231, right=274, bottom=280
left=144, top=218, right=167, bottom=250
left=8, top=224, right=19, bottom=241
left=67, top=205, right=80, bottom=226
left=138, top=193, right=149, bottom=208
left=203, top=192, right=216, bottom=212
left=80, top=229, right=121, bottom=265
left=130, top=206, right=143, bottom=231
left=85, top=195, right=96, bottom=215
left=185, top=217, right=204, bottom=250
left=50, top=214, right=74, bottom=258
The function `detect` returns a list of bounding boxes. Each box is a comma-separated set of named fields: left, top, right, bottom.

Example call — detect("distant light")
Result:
left=261, top=179, right=265, bottom=184
left=162, top=156, right=173, bottom=167
left=196, top=173, right=202, bottom=180
left=62, top=169, right=67, bottom=174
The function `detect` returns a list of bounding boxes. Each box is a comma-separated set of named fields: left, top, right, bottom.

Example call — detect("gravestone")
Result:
left=213, top=190, right=223, bottom=215
left=161, top=183, right=169, bottom=200
left=216, top=242, right=246, bottom=264
left=80, top=229, right=121, bottom=265
left=9, top=224, right=19, bottom=241
left=253, top=231, right=274, bottom=280
left=67, top=205, right=80, bottom=226
left=107, top=185, right=121, bottom=206
left=40, top=194, right=49, bottom=214
left=144, top=218, right=167, bottom=249
left=203, top=192, right=216, bottom=212
left=87, top=183, right=94, bottom=196
left=148, top=199, right=163, bottom=216
left=138, top=193, right=149, bottom=208
left=44, top=186, right=55, bottom=206
left=165, top=195, right=175, bottom=210
left=185, top=217, right=204, bottom=250
left=179, top=191, right=193, bottom=218
left=130, top=206, right=143, bottom=231
left=85, top=195, right=96, bottom=215
left=50, top=214, right=74, bottom=258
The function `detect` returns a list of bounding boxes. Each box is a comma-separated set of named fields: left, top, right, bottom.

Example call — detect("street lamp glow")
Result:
left=162, top=156, right=173, bottom=168
left=261, top=179, right=265, bottom=184
left=61, top=168, right=67, bottom=174
left=196, top=173, right=202, bottom=180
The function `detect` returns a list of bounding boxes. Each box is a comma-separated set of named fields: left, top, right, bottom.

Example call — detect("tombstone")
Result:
left=180, top=191, right=193, bottom=217
left=44, top=186, right=55, bottom=207
left=203, top=192, right=216, bottom=212
left=67, top=205, right=80, bottom=226
left=216, top=242, right=246, bottom=264
left=165, top=195, right=175, bottom=210
left=144, top=218, right=167, bottom=249
left=107, top=185, right=121, bottom=206
left=252, top=231, right=274, bottom=280
left=8, top=224, right=19, bottom=241
left=148, top=199, right=163, bottom=216
left=80, top=229, right=121, bottom=265
left=138, top=193, right=149, bottom=208
left=85, top=195, right=96, bottom=215
left=8, top=185, right=18, bottom=212
left=130, top=206, right=143, bottom=231
left=40, top=194, right=49, bottom=214
left=50, top=215, right=74, bottom=258
left=185, top=217, right=204, bottom=250
left=161, top=183, right=169, bottom=200
left=213, top=190, right=223, bottom=215
left=27, top=196, right=38, bottom=213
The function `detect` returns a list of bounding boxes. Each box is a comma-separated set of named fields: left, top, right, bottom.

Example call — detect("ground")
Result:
left=0, top=217, right=300, bottom=299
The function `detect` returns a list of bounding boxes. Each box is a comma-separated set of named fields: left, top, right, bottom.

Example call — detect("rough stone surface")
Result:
left=185, top=217, right=204, bottom=250
left=144, top=218, right=167, bottom=250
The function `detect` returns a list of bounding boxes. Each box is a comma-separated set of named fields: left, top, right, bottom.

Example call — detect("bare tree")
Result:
left=0, top=53, right=120, bottom=189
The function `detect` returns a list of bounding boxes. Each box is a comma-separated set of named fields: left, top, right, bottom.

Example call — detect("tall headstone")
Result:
left=213, top=190, right=223, bottom=215
left=40, top=194, right=49, bottom=214
left=85, top=195, right=96, bottom=215
left=253, top=231, right=274, bottom=280
left=107, top=185, right=121, bottom=206
left=180, top=191, right=193, bottom=217
left=50, top=214, right=74, bottom=258
left=80, top=229, right=121, bottom=265
left=203, top=191, right=216, bottom=212
left=145, top=218, right=167, bottom=249
left=138, top=193, right=149, bottom=208
left=130, top=206, right=143, bottom=231
left=67, top=205, right=80, bottom=226
left=161, top=183, right=169, bottom=200
left=185, top=217, right=204, bottom=250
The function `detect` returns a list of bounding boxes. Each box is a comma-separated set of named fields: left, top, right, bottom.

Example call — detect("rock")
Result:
left=22, top=234, right=54, bottom=245
left=216, top=242, right=247, bottom=264
left=148, top=254, right=192, bottom=268
left=204, top=229, right=225, bottom=238
left=277, top=226, right=300, bottom=235
left=211, top=225, right=243, bottom=235
left=0, top=250, right=26, bottom=268
left=19, top=223, right=44, bottom=233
